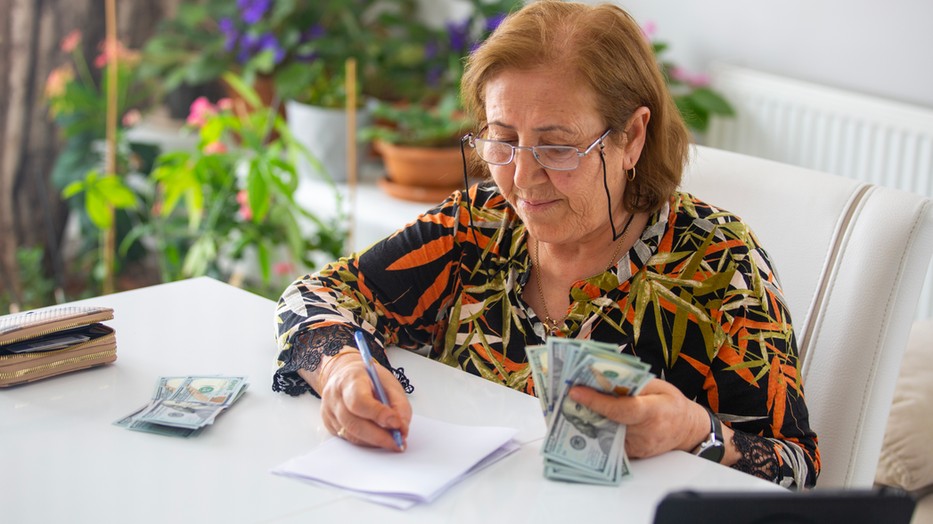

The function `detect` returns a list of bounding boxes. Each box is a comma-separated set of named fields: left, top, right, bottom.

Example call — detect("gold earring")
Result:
left=627, top=166, right=636, bottom=182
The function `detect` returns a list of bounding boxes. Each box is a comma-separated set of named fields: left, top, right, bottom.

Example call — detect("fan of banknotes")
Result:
left=525, top=339, right=653, bottom=485
left=114, top=375, right=249, bottom=438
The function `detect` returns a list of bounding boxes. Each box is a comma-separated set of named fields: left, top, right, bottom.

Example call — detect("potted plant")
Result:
left=359, top=91, right=472, bottom=202
left=46, top=30, right=159, bottom=292
left=137, top=0, right=233, bottom=117
left=643, top=22, right=735, bottom=133
left=123, top=73, right=346, bottom=297
left=359, top=0, right=521, bottom=203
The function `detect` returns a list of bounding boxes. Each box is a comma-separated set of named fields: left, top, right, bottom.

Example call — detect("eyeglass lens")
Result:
left=473, top=139, right=581, bottom=170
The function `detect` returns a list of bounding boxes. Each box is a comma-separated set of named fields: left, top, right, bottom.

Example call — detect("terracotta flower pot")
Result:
left=375, top=140, right=465, bottom=203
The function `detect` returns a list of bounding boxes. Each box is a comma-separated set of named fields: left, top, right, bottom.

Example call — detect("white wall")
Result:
left=600, top=0, right=933, bottom=109
left=429, top=0, right=933, bottom=109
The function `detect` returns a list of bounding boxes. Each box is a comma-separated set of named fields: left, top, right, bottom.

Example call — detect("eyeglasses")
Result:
left=465, top=128, right=612, bottom=171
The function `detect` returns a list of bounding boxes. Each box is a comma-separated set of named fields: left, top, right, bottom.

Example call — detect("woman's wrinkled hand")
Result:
left=306, top=352, right=412, bottom=451
left=567, top=378, right=709, bottom=459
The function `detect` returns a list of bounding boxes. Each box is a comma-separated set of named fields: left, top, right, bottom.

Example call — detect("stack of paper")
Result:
left=272, top=415, right=519, bottom=509
left=526, top=339, right=653, bottom=485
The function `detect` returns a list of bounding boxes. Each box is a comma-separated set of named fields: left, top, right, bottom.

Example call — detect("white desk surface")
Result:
left=0, top=277, right=780, bottom=523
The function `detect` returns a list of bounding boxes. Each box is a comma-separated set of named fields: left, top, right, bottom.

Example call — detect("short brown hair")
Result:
left=461, top=0, right=689, bottom=213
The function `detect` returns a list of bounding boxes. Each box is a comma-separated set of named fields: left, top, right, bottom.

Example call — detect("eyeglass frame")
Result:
left=463, top=128, right=613, bottom=171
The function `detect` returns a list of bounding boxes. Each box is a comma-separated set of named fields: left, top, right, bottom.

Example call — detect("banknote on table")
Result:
left=525, top=339, right=653, bottom=485
left=114, top=375, right=249, bottom=437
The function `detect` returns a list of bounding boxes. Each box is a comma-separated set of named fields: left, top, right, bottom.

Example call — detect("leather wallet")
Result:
left=0, top=306, right=116, bottom=387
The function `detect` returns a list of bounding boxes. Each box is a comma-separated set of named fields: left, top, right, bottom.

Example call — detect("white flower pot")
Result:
left=285, top=100, right=371, bottom=182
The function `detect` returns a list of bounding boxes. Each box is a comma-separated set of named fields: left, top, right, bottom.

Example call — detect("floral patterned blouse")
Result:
left=274, top=183, right=820, bottom=488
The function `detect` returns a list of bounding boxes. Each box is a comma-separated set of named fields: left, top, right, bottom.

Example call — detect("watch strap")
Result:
left=692, top=405, right=725, bottom=463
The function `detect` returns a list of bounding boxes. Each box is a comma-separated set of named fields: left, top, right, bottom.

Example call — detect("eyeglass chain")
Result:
left=532, top=211, right=636, bottom=333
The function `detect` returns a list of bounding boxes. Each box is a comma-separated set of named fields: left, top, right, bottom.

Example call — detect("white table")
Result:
left=0, top=278, right=781, bottom=523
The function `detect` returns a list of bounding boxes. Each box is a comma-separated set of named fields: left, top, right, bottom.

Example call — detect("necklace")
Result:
left=532, top=212, right=636, bottom=332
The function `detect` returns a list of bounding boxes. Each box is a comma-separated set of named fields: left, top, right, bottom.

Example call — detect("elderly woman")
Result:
left=273, top=0, right=819, bottom=489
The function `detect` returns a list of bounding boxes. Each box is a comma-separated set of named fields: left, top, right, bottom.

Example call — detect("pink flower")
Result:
left=670, top=66, right=690, bottom=83
left=641, top=21, right=657, bottom=41
left=203, top=141, right=227, bottom=155
left=44, top=65, right=74, bottom=99
left=217, top=98, right=233, bottom=111
left=671, top=66, right=711, bottom=88
left=688, top=72, right=710, bottom=88
left=236, top=190, right=253, bottom=221
left=121, top=109, right=141, bottom=127
left=186, top=97, right=217, bottom=127
left=273, top=261, right=295, bottom=277
left=61, top=30, right=82, bottom=53
left=93, top=38, right=139, bottom=68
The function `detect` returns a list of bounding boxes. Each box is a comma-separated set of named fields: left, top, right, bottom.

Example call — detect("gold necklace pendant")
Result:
left=541, top=314, right=560, bottom=333
left=531, top=212, right=637, bottom=333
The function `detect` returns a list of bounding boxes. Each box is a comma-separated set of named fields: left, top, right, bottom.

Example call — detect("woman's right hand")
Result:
left=302, top=350, right=412, bottom=451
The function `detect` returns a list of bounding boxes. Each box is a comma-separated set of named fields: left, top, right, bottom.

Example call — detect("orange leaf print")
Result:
left=386, top=237, right=452, bottom=271
left=766, top=355, right=787, bottom=426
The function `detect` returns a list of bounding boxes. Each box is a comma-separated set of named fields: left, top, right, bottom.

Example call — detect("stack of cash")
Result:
left=526, top=339, right=653, bottom=485
left=114, top=375, right=249, bottom=438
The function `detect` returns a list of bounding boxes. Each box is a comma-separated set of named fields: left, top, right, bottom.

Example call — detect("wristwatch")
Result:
left=692, top=405, right=725, bottom=463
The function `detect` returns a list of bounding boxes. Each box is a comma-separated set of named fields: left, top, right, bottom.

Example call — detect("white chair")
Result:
left=680, top=145, right=933, bottom=488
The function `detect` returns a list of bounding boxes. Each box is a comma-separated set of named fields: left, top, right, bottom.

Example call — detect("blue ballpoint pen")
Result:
left=353, top=330, right=406, bottom=450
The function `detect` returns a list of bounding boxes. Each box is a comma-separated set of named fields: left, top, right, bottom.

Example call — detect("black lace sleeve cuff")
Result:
left=272, top=325, right=413, bottom=397
left=731, top=430, right=779, bottom=483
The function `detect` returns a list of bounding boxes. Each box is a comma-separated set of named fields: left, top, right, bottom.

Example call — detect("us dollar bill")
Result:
left=525, top=344, right=550, bottom=416
left=114, top=375, right=249, bottom=437
left=532, top=339, right=652, bottom=485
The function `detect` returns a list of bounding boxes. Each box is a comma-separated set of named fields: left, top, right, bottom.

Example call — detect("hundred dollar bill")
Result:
left=114, top=403, right=203, bottom=438
left=153, top=376, right=188, bottom=401
left=545, top=338, right=581, bottom=416
left=544, top=427, right=629, bottom=485
left=541, top=345, right=653, bottom=484
left=134, top=399, right=227, bottom=430
left=114, top=375, right=249, bottom=436
left=165, top=376, right=248, bottom=406
left=525, top=344, right=550, bottom=416
left=543, top=387, right=624, bottom=478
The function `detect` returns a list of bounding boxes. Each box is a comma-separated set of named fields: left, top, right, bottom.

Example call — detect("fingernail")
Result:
left=568, top=388, right=582, bottom=401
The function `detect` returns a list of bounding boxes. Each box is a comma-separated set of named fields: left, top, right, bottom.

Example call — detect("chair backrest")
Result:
left=680, top=146, right=933, bottom=488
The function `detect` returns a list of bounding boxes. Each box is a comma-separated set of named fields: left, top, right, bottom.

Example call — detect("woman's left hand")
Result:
left=567, top=378, right=712, bottom=459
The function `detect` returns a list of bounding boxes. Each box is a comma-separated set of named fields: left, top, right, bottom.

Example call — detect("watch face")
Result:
left=699, top=441, right=725, bottom=462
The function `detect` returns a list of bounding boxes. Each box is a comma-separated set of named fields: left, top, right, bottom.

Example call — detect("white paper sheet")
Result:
left=271, top=415, right=520, bottom=509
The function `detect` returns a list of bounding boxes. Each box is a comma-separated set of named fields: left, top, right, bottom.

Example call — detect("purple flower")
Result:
left=485, top=13, right=507, bottom=33
left=219, top=17, right=239, bottom=52
left=446, top=19, right=471, bottom=52
left=426, top=65, right=444, bottom=87
left=238, top=0, right=271, bottom=25
left=424, top=40, right=439, bottom=60
left=237, top=33, right=260, bottom=64
left=300, top=24, right=326, bottom=43
left=257, top=32, right=285, bottom=65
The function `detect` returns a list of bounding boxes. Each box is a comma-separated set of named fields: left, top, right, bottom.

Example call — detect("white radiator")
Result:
left=706, top=63, right=933, bottom=319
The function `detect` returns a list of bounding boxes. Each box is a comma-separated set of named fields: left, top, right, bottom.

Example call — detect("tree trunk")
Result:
left=0, top=0, right=180, bottom=308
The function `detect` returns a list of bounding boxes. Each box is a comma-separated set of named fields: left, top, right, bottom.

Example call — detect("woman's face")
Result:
left=482, top=67, right=630, bottom=246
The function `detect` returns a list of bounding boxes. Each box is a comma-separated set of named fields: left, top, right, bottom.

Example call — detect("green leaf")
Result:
left=221, top=72, right=262, bottom=110
left=97, top=176, right=138, bottom=209
left=62, top=180, right=86, bottom=199
left=247, top=162, right=270, bottom=222
left=674, top=95, right=710, bottom=133
left=182, top=234, right=216, bottom=277
left=688, top=87, right=735, bottom=116
left=256, top=241, right=271, bottom=283
left=85, top=187, right=112, bottom=230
